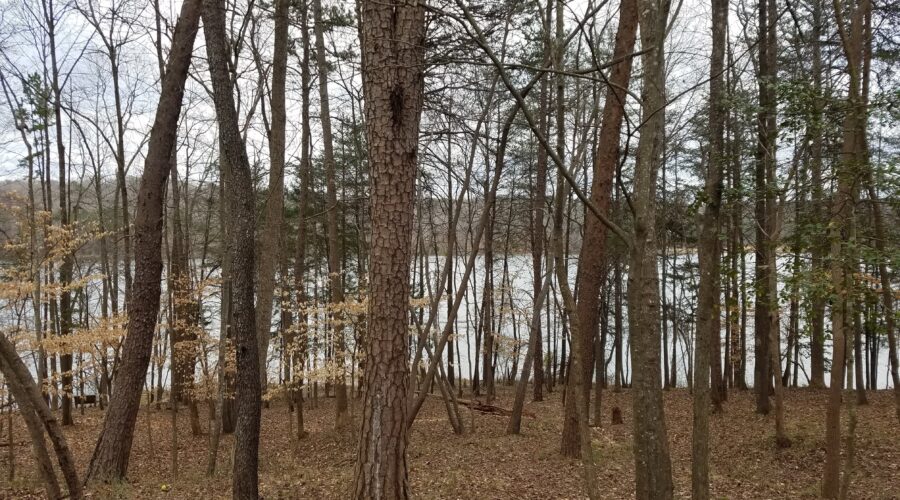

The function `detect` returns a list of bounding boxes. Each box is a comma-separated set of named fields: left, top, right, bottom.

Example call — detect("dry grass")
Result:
left=0, top=386, right=897, bottom=499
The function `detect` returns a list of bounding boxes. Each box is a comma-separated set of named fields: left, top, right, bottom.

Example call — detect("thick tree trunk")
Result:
left=352, top=0, right=425, bottom=497
left=85, top=0, right=201, bottom=482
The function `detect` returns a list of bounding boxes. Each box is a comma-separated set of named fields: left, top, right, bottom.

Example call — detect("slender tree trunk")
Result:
left=853, top=307, right=867, bottom=404
left=0, top=356, right=60, bottom=499
left=509, top=262, right=553, bottom=434
left=111, top=56, right=133, bottom=306
left=530, top=1, right=550, bottom=403
left=44, top=0, right=75, bottom=427
left=561, top=0, right=638, bottom=457
left=629, top=0, right=674, bottom=497
left=85, top=0, right=201, bottom=481
left=808, top=0, right=827, bottom=389
left=823, top=0, right=869, bottom=494
left=753, top=0, right=777, bottom=415
left=202, top=0, right=262, bottom=496
left=481, top=180, right=495, bottom=403
left=864, top=176, right=900, bottom=422
left=614, top=260, right=624, bottom=391
left=255, top=0, right=289, bottom=393
left=311, top=0, right=349, bottom=427
left=552, top=163, right=600, bottom=500
left=692, top=0, right=727, bottom=493
left=0, top=334, right=81, bottom=498
left=291, top=0, right=313, bottom=439
left=169, top=161, right=200, bottom=435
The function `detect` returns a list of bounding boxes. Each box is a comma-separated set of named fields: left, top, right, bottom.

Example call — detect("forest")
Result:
left=0, top=0, right=897, bottom=497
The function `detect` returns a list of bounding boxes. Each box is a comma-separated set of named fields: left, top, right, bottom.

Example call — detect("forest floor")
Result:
left=0, top=386, right=898, bottom=499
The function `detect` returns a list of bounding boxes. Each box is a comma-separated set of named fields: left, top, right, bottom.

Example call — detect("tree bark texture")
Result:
left=353, top=0, right=426, bottom=497
left=202, top=0, right=262, bottom=497
left=560, top=0, right=637, bottom=458
left=630, top=0, right=674, bottom=496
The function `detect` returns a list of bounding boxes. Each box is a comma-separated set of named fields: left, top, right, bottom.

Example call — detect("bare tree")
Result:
left=692, top=0, right=727, bottom=493
left=255, top=0, right=289, bottom=391
left=311, top=0, right=349, bottom=427
left=629, top=0, right=674, bottom=496
left=202, top=0, right=262, bottom=496
left=560, top=0, right=638, bottom=457
left=85, top=0, right=201, bottom=482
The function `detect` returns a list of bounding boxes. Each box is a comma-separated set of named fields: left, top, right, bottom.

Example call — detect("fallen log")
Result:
left=425, top=394, right=535, bottom=418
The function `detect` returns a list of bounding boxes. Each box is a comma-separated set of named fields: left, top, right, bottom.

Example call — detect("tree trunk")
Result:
left=508, top=262, right=552, bottom=434
left=45, top=0, right=74, bottom=427
left=808, top=0, right=827, bottom=389
left=86, top=0, right=201, bottom=482
left=352, top=0, right=426, bottom=496
left=561, top=0, right=638, bottom=458
left=692, top=0, right=727, bottom=493
left=311, top=0, right=349, bottom=427
left=169, top=162, right=200, bottom=435
left=823, top=0, right=870, bottom=495
left=255, top=0, right=289, bottom=392
left=864, top=177, right=900, bottom=422
left=630, top=0, right=674, bottom=496
left=202, top=0, right=262, bottom=496
left=0, top=334, right=81, bottom=498
left=291, top=0, right=313, bottom=439
left=530, top=0, right=550, bottom=403
left=753, top=0, right=777, bottom=416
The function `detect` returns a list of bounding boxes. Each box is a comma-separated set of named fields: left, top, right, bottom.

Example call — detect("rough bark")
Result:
left=85, top=0, right=201, bottom=482
left=560, top=0, right=637, bottom=458
left=202, top=0, right=262, bottom=496
left=630, top=0, right=674, bottom=496
left=352, top=0, right=426, bottom=497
